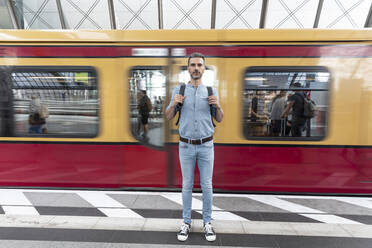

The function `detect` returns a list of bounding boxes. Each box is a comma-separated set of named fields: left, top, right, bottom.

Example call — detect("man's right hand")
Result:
left=173, top=94, right=186, bottom=106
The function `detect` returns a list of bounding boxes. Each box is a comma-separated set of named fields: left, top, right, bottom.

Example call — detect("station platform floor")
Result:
left=0, top=188, right=372, bottom=247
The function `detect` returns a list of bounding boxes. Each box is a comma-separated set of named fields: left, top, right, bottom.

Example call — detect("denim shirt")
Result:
left=167, top=83, right=218, bottom=139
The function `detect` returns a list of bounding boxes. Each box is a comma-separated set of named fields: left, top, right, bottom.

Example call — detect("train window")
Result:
left=178, top=66, right=217, bottom=87
left=243, top=67, right=329, bottom=140
left=11, top=67, right=98, bottom=137
left=129, top=67, right=166, bottom=147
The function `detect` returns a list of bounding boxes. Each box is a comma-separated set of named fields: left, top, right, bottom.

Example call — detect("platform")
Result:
left=0, top=189, right=372, bottom=247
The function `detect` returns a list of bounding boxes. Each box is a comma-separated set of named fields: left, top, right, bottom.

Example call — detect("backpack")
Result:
left=145, top=96, right=152, bottom=112
left=303, top=95, right=316, bottom=118
left=139, top=95, right=152, bottom=113
left=175, top=83, right=216, bottom=127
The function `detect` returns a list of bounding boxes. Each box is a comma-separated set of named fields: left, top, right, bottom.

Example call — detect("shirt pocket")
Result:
left=199, top=92, right=209, bottom=104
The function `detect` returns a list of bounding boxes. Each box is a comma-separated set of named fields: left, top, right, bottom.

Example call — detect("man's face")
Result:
left=188, top=57, right=205, bottom=80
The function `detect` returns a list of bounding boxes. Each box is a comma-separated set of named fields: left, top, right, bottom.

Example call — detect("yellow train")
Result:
left=0, top=29, right=371, bottom=193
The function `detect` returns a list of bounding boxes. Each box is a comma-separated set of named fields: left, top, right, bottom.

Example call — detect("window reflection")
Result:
left=11, top=70, right=98, bottom=137
left=129, top=67, right=165, bottom=147
left=243, top=67, right=329, bottom=139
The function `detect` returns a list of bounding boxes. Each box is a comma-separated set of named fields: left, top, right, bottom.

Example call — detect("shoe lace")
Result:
left=204, top=223, right=214, bottom=234
left=180, top=223, right=189, bottom=234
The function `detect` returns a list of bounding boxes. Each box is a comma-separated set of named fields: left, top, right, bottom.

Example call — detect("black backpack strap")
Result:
left=207, top=86, right=216, bottom=127
left=175, top=83, right=186, bottom=126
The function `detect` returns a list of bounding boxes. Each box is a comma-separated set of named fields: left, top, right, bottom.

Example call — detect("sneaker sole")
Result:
left=177, top=235, right=188, bottom=242
left=205, top=235, right=216, bottom=242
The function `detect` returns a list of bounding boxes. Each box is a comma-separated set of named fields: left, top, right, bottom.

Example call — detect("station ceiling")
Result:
left=1, top=0, right=372, bottom=30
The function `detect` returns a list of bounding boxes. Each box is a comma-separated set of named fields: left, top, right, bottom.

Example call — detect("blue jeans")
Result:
left=179, top=140, right=214, bottom=224
left=29, top=125, right=42, bottom=134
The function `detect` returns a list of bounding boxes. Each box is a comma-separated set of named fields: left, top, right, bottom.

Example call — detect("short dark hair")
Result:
left=140, top=90, right=147, bottom=95
left=188, top=52, right=205, bottom=66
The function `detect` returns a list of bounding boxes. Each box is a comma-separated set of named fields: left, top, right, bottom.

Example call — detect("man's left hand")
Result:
left=208, top=95, right=219, bottom=108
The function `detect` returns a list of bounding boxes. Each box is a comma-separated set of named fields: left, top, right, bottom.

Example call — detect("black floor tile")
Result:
left=260, top=212, right=321, bottom=223
left=1, top=227, right=371, bottom=248
left=274, top=235, right=372, bottom=248
left=35, top=206, right=106, bottom=217
left=332, top=237, right=372, bottom=248
left=220, top=233, right=279, bottom=247
left=275, top=235, right=339, bottom=248
left=0, top=226, right=18, bottom=239
left=232, top=211, right=264, bottom=221
left=234, top=211, right=320, bottom=223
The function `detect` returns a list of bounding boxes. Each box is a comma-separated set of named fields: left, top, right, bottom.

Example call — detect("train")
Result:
left=0, top=29, right=371, bottom=194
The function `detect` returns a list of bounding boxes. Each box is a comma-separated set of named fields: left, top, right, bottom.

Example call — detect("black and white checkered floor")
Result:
left=0, top=189, right=372, bottom=247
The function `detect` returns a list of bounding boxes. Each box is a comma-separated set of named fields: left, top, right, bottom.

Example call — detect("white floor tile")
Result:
left=77, top=192, right=125, bottom=208
left=98, top=208, right=144, bottom=218
left=3, top=206, right=39, bottom=215
left=0, top=190, right=32, bottom=205
left=301, top=214, right=362, bottom=224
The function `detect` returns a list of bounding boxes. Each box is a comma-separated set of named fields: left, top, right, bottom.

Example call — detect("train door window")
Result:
left=11, top=67, right=98, bottom=137
left=243, top=67, right=329, bottom=140
left=178, top=66, right=217, bottom=87
left=129, top=67, right=166, bottom=147
left=0, top=67, right=12, bottom=136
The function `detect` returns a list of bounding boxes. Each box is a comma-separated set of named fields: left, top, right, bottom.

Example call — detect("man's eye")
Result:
left=197, top=63, right=203, bottom=66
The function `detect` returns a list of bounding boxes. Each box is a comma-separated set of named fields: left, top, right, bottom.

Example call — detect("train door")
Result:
left=0, top=67, right=13, bottom=137
left=167, top=49, right=220, bottom=188
left=359, top=80, right=372, bottom=179
left=121, top=47, right=169, bottom=187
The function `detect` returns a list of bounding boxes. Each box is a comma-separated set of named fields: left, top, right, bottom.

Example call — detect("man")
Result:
left=270, top=91, right=286, bottom=136
left=281, top=83, right=306, bottom=137
left=165, top=53, right=224, bottom=242
left=137, top=90, right=152, bottom=139
left=250, top=91, right=267, bottom=122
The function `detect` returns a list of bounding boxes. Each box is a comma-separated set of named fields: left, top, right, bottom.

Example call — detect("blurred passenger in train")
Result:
left=165, top=52, right=223, bottom=242
left=40, top=103, right=49, bottom=134
left=250, top=91, right=267, bottom=121
left=28, top=95, right=44, bottom=134
left=270, top=91, right=286, bottom=136
left=154, top=96, right=163, bottom=117
left=136, top=90, right=152, bottom=140
left=281, top=83, right=306, bottom=137
left=158, top=96, right=164, bottom=116
left=243, top=92, right=251, bottom=121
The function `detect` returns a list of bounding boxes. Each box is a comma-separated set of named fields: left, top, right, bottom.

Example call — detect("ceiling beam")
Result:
left=6, top=0, right=20, bottom=29
left=259, top=0, right=268, bottom=28
left=56, top=0, right=67, bottom=29
left=211, top=0, right=217, bottom=29
left=365, top=2, right=372, bottom=27
left=158, top=0, right=163, bottom=29
left=108, top=0, right=116, bottom=29
left=313, top=0, right=324, bottom=28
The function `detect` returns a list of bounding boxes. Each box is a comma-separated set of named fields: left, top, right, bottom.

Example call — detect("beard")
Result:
left=190, top=71, right=202, bottom=80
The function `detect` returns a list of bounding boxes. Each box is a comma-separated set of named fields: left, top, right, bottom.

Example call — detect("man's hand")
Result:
left=208, top=95, right=220, bottom=109
left=173, top=94, right=186, bottom=106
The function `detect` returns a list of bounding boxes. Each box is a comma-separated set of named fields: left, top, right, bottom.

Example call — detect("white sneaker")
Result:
left=203, top=222, right=216, bottom=242
left=177, top=222, right=190, bottom=241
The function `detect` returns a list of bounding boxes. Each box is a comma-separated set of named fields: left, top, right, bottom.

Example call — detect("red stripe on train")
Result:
left=1, top=45, right=372, bottom=57
left=0, top=143, right=371, bottom=193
